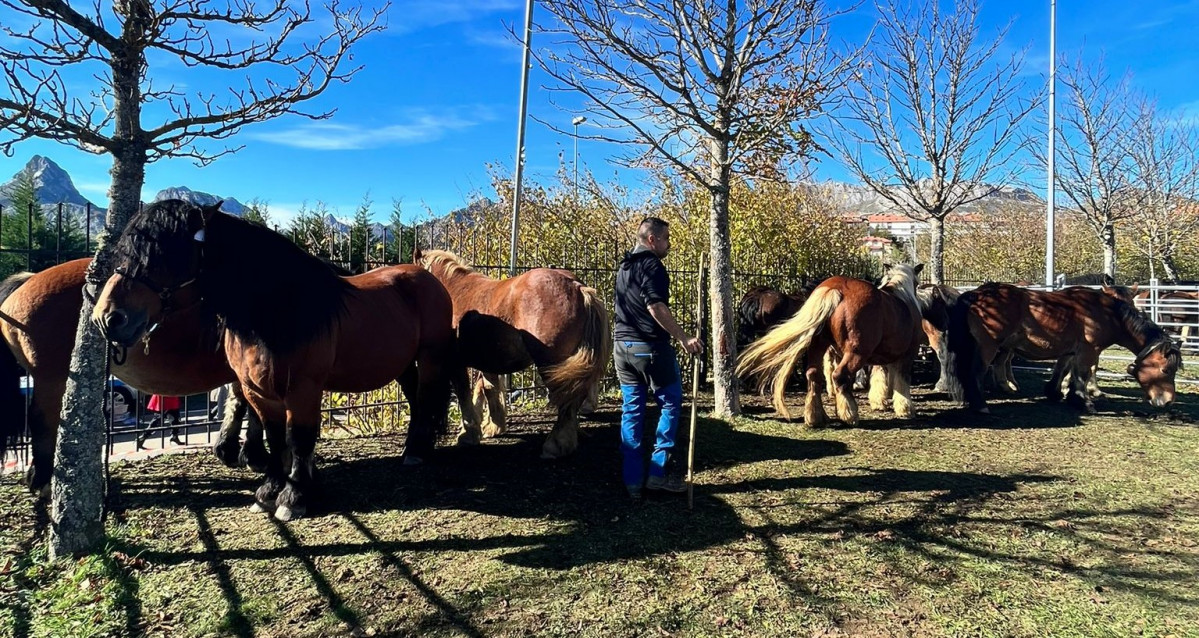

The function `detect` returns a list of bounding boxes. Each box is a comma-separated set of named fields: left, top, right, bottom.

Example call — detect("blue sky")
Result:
left=2, top=0, right=1198, bottom=225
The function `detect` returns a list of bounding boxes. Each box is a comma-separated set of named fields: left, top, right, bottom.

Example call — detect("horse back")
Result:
left=825, top=276, right=922, bottom=360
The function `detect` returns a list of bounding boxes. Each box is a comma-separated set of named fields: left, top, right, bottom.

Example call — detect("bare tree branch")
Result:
left=823, top=0, right=1036, bottom=282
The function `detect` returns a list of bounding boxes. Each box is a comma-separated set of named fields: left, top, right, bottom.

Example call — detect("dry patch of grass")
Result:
left=2, top=368, right=1198, bottom=637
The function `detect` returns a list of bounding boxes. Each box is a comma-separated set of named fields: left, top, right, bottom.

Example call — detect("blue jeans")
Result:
left=614, top=340, right=683, bottom=489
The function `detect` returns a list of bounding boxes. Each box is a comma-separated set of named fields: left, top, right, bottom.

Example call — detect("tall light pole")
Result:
left=1045, top=0, right=1056, bottom=288
left=508, top=0, right=535, bottom=277
left=572, top=115, right=586, bottom=202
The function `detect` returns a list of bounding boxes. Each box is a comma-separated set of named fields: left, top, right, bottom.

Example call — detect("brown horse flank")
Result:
left=0, top=258, right=262, bottom=495
left=736, top=264, right=924, bottom=426
left=949, top=283, right=1181, bottom=414
left=415, top=249, right=611, bottom=459
left=94, top=200, right=456, bottom=521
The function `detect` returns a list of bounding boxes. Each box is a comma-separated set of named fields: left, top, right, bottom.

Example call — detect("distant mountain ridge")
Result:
left=818, top=180, right=1044, bottom=216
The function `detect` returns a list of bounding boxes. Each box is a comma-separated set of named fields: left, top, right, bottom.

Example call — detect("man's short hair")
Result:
left=637, top=217, right=670, bottom=243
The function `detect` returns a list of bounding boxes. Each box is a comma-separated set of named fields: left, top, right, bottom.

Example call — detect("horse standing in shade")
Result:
left=94, top=200, right=456, bottom=520
left=949, top=283, right=1180, bottom=414
left=736, top=286, right=807, bottom=350
left=737, top=264, right=924, bottom=426
left=0, top=258, right=263, bottom=496
left=915, top=283, right=963, bottom=394
left=415, top=249, right=611, bottom=459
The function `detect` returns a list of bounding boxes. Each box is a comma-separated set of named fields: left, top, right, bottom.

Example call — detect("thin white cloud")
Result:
left=250, top=109, right=491, bottom=150
left=388, top=0, right=521, bottom=34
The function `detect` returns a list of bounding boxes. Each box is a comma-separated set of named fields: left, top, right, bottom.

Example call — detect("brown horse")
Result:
left=989, top=282, right=1141, bottom=398
left=949, top=283, right=1180, bottom=413
left=1134, top=288, right=1199, bottom=350
left=737, top=263, right=924, bottom=425
left=94, top=200, right=456, bottom=521
left=736, top=286, right=807, bottom=349
left=415, top=249, right=611, bottom=459
left=0, top=258, right=264, bottom=495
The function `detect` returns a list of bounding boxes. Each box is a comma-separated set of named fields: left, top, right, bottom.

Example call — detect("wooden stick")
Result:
left=687, top=255, right=705, bottom=509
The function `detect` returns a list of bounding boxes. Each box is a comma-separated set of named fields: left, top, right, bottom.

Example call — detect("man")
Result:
left=613, top=217, right=703, bottom=499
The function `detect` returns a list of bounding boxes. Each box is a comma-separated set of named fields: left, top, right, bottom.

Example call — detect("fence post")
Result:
left=1150, top=278, right=1160, bottom=324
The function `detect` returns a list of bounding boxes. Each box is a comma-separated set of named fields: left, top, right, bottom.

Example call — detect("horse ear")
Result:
left=883, top=262, right=891, bottom=271
left=1102, top=274, right=1115, bottom=287
left=412, top=246, right=423, bottom=263
left=202, top=201, right=222, bottom=225
left=1130, top=283, right=1140, bottom=294
left=913, top=263, right=924, bottom=275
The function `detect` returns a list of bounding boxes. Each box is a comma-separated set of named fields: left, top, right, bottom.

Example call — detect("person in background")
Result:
left=137, top=394, right=183, bottom=449
left=612, top=217, right=703, bottom=499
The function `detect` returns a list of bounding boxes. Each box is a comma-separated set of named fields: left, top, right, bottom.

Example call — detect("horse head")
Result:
left=1127, top=338, right=1182, bottom=408
left=880, top=262, right=923, bottom=304
left=93, top=199, right=218, bottom=347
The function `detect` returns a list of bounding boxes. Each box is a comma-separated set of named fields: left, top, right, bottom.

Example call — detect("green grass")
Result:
left=2, top=367, right=1198, bottom=637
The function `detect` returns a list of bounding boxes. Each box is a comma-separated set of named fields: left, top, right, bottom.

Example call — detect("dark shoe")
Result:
left=135, top=436, right=147, bottom=451
left=169, top=435, right=184, bottom=446
left=646, top=474, right=687, bottom=493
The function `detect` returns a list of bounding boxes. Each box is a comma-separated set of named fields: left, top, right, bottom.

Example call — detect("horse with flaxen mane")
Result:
left=0, top=258, right=264, bottom=497
left=94, top=200, right=457, bottom=521
left=949, top=283, right=1180, bottom=414
left=737, top=263, right=925, bottom=426
left=415, top=249, right=611, bottom=459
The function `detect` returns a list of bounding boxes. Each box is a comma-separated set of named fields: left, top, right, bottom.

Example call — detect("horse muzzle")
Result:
left=93, top=308, right=148, bottom=347
left=1148, top=390, right=1175, bottom=408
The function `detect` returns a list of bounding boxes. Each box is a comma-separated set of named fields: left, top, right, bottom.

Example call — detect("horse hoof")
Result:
left=274, top=505, right=305, bottom=521
left=456, top=431, right=481, bottom=446
left=403, top=455, right=424, bottom=466
left=213, top=443, right=241, bottom=468
left=249, top=502, right=269, bottom=514
left=481, top=424, right=504, bottom=439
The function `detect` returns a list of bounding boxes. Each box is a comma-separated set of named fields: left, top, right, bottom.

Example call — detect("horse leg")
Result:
left=404, top=353, right=452, bottom=465
left=890, top=361, right=915, bottom=418
left=822, top=347, right=837, bottom=396
left=25, top=396, right=56, bottom=499
left=480, top=372, right=508, bottom=438
left=931, top=329, right=952, bottom=393
left=853, top=368, right=869, bottom=391
left=1045, top=356, right=1071, bottom=402
left=992, top=350, right=1018, bottom=393
left=1065, top=353, right=1099, bottom=414
left=1085, top=362, right=1104, bottom=398
left=831, top=349, right=864, bottom=426
left=803, top=350, right=828, bottom=427
left=868, top=365, right=890, bottom=411
left=541, top=399, right=581, bottom=460
left=452, top=365, right=483, bottom=446
left=251, top=414, right=288, bottom=514
left=274, top=389, right=323, bottom=521
left=212, top=384, right=248, bottom=467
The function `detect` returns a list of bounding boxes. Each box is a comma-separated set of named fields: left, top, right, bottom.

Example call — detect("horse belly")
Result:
left=326, top=331, right=419, bottom=393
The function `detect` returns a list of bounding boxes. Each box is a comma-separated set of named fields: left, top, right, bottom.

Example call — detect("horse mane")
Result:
left=1114, top=297, right=1183, bottom=370
left=0, top=271, right=33, bottom=304
left=419, top=249, right=477, bottom=279
left=880, top=265, right=919, bottom=310
left=116, top=200, right=350, bottom=354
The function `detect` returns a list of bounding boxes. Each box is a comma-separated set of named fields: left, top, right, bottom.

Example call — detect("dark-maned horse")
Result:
left=736, top=286, right=807, bottom=349
left=414, top=249, right=611, bottom=459
left=949, top=283, right=1181, bottom=414
left=94, top=200, right=456, bottom=521
left=1134, top=288, right=1199, bottom=349
left=915, top=283, right=963, bottom=394
left=737, top=264, right=924, bottom=426
left=0, top=258, right=262, bottom=496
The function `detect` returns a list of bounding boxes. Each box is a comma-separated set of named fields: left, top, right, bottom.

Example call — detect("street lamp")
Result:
left=572, top=115, right=587, bottom=202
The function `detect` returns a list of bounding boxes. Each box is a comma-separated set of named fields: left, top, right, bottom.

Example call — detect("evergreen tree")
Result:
left=389, top=199, right=416, bottom=264
left=242, top=199, right=274, bottom=228
left=349, top=194, right=373, bottom=273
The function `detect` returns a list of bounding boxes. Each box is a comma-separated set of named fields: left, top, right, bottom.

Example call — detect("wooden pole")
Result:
left=687, top=254, right=705, bottom=509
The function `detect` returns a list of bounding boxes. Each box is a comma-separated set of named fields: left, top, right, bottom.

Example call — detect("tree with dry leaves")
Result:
left=826, top=0, right=1035, bottom=284
left=0, top=0, right=383, bottom=557
left=532, top=0, right=852, bottom=417
left=1125, top=98, right=1199, bottom=281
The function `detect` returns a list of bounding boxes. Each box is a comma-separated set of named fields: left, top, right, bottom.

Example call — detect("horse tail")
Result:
left=736, top=287, right=842, bottom=418
left=0, top=272, right=34, bottom=458
left=542, top=285, right=612, bottom=408
left=947, top=292, right=982, bottom=407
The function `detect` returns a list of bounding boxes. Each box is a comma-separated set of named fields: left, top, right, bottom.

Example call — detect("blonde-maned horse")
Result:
left=737, top=264, right=924, bottom=426
left=415, top=249, right=611, bottom=458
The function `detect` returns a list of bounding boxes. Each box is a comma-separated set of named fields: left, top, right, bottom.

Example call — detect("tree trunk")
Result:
left=707, top=141, right=739, bottom=418
left=1161, top=253, right=1181, bottom=281
left=1101, top=223, right=1116, bottom=279
left=49, top=18, right=147, bottom=556
left=928, top=216, right=945, bottom=284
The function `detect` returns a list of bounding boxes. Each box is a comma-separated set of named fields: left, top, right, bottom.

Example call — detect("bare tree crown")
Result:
left=0, top=0, right=386, bottom=164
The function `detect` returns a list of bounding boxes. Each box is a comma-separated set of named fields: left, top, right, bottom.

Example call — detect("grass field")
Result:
left=2, top=366, right=1197, bottom=637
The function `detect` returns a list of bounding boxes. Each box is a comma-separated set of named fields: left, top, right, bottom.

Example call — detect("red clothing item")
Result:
left=147, top=395, right=182, bottom=412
